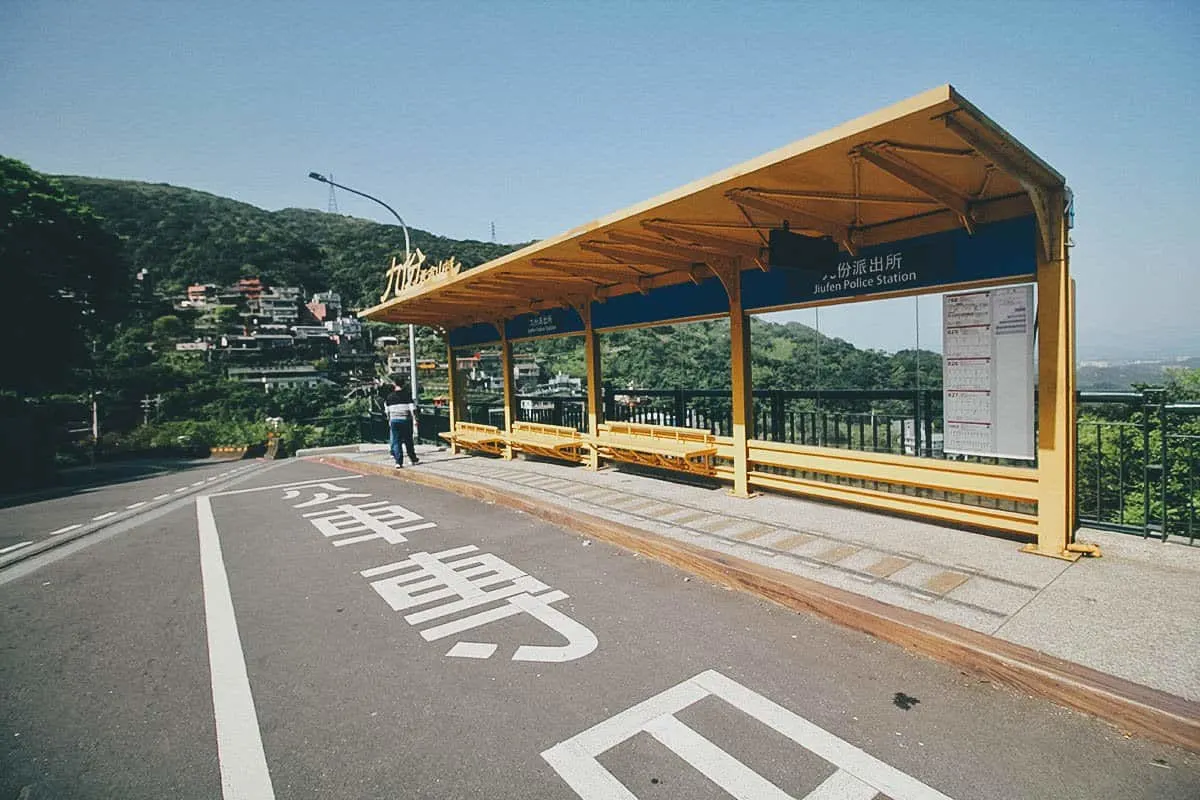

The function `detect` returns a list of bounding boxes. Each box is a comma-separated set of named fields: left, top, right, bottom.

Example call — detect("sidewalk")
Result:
left=317, top=444, right=1200, bottom=748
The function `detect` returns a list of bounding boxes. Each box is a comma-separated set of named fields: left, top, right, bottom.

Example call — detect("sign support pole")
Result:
left=713, top=259, right=754, bottom=498
left=1026, top=192, right=1079, bottom=560
left=446, top=340, right=462, bottom=455
left=581, top=304, right=603, bottom=470
left=500, top=322, right=517, bottom=460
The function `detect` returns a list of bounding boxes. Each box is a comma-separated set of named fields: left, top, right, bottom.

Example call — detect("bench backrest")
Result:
left=598, top=421, right=717, bottom=445
left=511, top=421, right=582, bottom=439
left=455, top=421, right=502, bottom=435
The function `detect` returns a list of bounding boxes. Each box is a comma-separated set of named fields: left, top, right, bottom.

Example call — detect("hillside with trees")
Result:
left=54, top=175, right=522, bottom=309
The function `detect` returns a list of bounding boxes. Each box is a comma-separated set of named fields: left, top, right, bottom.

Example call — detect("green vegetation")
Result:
left=55, top=175, right=523, bottom=309
left=1075, top=369, right=1200, bottom=537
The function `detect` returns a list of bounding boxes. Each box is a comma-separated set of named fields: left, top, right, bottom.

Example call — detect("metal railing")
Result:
left=427, top=386, right=1198, bottom=544
left=1076, top=390, right=1199, bottom=543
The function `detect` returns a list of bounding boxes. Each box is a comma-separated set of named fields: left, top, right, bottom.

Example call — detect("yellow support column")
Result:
left=581, top=304, right=603, bottom=470
left=713, top=259, right=753, bottom=498
left=500, top=323, right=516, bottom=460
left=1026, top=194, right=1079, bottom=560
left=445, top=340, right=462, bottom=455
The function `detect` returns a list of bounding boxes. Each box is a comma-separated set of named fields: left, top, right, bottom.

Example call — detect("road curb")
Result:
left=316, top=454, right=1200, bottom=753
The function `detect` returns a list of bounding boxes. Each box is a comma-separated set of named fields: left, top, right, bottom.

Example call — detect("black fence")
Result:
left=1075, top=390, right=1199, bottom=543
left=421, top=387, right=1199, bottom=544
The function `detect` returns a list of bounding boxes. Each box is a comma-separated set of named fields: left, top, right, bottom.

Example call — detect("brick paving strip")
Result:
left=317, top=454, right=1200, bottom=753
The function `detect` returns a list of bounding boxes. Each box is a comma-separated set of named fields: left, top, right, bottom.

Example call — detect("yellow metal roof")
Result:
left=362, top=85, right=1064, bottom=329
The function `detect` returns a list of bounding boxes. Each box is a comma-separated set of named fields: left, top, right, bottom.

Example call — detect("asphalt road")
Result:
left=0, top=459, right=258, bottom=558
left=1, top=459, right=1196, bottom=799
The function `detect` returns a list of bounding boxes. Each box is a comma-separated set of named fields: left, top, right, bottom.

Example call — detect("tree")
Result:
left=1, top=157, right=130, bottom=395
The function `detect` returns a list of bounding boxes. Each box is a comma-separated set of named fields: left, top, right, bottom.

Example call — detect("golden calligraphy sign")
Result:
left=381, top=250, right=463, bottom=303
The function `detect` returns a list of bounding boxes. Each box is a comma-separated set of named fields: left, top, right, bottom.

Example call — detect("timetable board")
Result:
left=942, top=285, right=1035, bottom=460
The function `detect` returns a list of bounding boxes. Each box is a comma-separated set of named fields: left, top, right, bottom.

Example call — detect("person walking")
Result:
left=385, top=382, right=419, bottom=468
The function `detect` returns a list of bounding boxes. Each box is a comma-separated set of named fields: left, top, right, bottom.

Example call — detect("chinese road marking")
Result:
left=542, top=669, right=953, bottom=800
left=303, top=501, right=437, bottom=546
left=361, top=545, right=597, bottom=663
left=196, top=495, right=276, bottom=800
left=213, top=475, right=362, bottom=498
left=48, top=524, right=81, bottom=536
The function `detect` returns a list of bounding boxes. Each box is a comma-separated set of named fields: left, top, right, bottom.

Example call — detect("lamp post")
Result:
left=308, top=172, right=419, bottom=401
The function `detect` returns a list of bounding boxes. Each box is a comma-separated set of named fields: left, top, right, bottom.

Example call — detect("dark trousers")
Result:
left=389, top=418, right=416, bottom=464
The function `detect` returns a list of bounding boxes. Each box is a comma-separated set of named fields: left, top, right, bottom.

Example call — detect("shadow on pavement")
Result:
left=0, top=458, right=243, bottom=510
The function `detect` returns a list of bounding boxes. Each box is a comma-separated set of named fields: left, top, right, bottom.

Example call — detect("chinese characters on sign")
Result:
left=380, top=249, right=463, bottom=302
left=525, top=312, right=558, bottom=336
left=942, top=285, right=1035, bottom=460
left=280, top=483, right=597, bottom=664
left=814, top=251, right=916, bottom=297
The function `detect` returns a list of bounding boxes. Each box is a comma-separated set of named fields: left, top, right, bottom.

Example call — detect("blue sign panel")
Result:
left=743, top=214, right=1035, bottom=311
left=446, top=215, right=1037, bottom=344
left=506, top=306, right=585, bottom=340
left=448, top=321, right=500, bottom=349
left=592, top=277, right=730, bottom=331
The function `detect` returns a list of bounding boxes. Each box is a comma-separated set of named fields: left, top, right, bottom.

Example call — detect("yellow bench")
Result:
left=594, top=421, right=719, bottom=476
left=508, top=421, right=587, bottom=463
left=439, top=421, right=506, bottom=456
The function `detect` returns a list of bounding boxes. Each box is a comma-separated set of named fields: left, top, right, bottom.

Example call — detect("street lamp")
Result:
left=308, top=172, right=419, bottom=402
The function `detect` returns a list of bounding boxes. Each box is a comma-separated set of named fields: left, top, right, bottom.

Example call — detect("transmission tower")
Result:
left=326, top=172, right=339, bottom=213
left=490, top=220, right=496, bottom=242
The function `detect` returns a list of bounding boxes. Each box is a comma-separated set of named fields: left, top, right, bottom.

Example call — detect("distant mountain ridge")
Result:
left=54, top=175, right=522, bottom=309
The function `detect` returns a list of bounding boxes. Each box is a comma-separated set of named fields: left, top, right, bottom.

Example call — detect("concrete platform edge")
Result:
left=314, top=455, right=1200, bottom=753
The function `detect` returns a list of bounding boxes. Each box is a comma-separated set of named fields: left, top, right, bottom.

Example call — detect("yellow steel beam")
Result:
left=747, top=471, right=1039, bottom=537
left=581, top=303, right=603, bottom=470
left=855, top=144, right=973, bottom=231
left=530, top=258, right=660, bottom=281
left=725, top=189, right=854, bottom=252
left=500, top=323, right=516, bottom=460
left=604, top=229, right=755, bottom=262
left=1026, top=191, right=1079, bottom=560
left=579, top=241, right=698, bottom=271
left=709, top=259, right=753, bottom=498
left=445, top=339, right=462, bottom=455
left=746, top=440, right=1038, bottom=502
left=740, top=187, right=939, bottom=206
left=942, top=113, right=1062, bottom=261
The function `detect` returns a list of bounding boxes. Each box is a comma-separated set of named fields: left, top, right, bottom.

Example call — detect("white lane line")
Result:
left=643, top=714, right=792, bottom=800
left=126, top=501, right=147, bottom=510
left=174, top=487, right=189, bottom=493
left=191, top=480, right=206, bottom=487
left=92, top=512, right=117, bottom=521
left=154, top=494, right=170, bottom=500
left=48, top=524, right=82, bottom=536
left=0, top=541, right=33, bottom=555
left=543, top=670, right=954, bottom=800
left=196, top=495, right=276, bottom=799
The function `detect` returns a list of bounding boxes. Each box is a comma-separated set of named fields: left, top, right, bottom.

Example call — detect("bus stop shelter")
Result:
left=361, top=85, right=1081, bottom=560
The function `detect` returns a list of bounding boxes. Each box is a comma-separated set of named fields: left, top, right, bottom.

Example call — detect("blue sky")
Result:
left=2, top=1, right=1196, bottom=359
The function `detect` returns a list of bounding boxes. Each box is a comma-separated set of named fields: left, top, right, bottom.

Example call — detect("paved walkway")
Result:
left=315, top=443, right=1200, bottom=704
